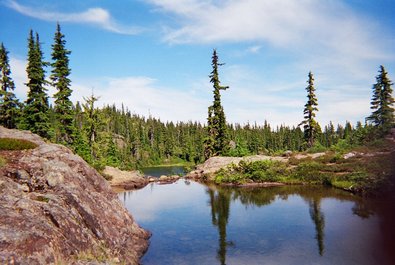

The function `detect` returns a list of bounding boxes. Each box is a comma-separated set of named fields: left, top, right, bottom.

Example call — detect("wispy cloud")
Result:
left=146, top=0, right=389, bottom=51
left=5, top=0, right=142, bottom=35
left=247, top=45, right=262, bottom=54
left=146, top=0, right=393, bottom=69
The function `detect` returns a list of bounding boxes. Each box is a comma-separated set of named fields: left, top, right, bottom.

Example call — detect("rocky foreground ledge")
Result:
left=0, top=127, right=150, bottom=264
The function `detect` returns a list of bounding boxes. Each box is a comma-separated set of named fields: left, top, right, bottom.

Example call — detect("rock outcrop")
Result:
left=103, top=166, right=148, bottom=191
left=0, top=127, right=150, bottom=264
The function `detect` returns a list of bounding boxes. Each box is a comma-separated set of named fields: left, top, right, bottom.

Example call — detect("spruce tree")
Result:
left=366, top=65, right=394, bottom=132
left=22, top=30, right=51, bottom=138
left=299, top=71, right=320, bottom=148
left=204, top=49, right=229, bottom=159
left=51, top=23, right=74, bottom=143
left=204, top=106, right=216, bottom=159
left=0, top=43, right=21, bottom=128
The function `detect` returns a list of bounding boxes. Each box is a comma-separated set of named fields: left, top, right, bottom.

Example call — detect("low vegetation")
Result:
left=214, top=139, right=395, bottom=195
left=0, top=138, right=38, bottom=150
left=0, top=156, right=5, bottom=167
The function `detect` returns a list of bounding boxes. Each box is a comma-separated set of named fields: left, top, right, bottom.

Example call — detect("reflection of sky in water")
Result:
left=119, top=181, right=206, bottom=222
left=119, top=181, right=390, bottom=265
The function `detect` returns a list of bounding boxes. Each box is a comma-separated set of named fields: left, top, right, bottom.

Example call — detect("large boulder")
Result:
left=103, top=166, right=148, bottom=190
left=0, top=127, right=150, bottom=264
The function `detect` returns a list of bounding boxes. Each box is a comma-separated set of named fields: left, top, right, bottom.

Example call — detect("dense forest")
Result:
left=0, top=24, right=394, bottom=171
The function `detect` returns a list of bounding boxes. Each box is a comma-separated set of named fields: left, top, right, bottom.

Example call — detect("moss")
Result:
left=35, top=196, right=50, bottom=203
left=0, top=138, right=38, bottom=150
left=101, top=172, right=113, bottom=181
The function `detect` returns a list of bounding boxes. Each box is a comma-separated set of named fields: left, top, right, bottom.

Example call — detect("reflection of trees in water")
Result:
left=308, top=199, right=325, bottom=255
left=208, top=188, right=232, bottom=265
left=206, top=184, right=376, bottom=262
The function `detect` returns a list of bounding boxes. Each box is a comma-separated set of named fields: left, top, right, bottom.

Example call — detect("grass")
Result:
left=0, top=156, right=5, bottom=167
left=72, top=242, right=126, bottom=265
left=0, top=138, right=38, bottom=150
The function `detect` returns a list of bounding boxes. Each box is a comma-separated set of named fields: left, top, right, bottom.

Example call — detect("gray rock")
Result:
left=0, top=126, right=150, bottom=264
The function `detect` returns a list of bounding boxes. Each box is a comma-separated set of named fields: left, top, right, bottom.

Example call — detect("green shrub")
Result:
left=330, top=139, right=353, bottom=153
left=292, top=161, right=324, bottom=182
left=307, top=142, right=327, bottom=153
left=214, top=159, right=289, bottom=184
left=0, top=138, right=38, bottom=150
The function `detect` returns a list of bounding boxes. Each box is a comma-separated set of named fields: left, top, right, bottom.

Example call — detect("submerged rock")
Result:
left=0, top=126, right=150, bottom=264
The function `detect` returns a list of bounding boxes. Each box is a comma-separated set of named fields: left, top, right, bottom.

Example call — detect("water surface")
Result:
left=119, top=181, right=395, bottom=265
left=141, top=165, right=187, bottom=177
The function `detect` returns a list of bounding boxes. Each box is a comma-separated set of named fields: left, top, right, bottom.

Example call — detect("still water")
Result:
left=141, top=166, right=187, bottom=178
left=119, top=180, right=395, bottom=265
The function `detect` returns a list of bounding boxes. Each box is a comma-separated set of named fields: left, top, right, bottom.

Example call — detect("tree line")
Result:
left=1, top=24, right=394, bottom=170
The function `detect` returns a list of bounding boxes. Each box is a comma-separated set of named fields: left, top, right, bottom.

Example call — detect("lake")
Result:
left=119, top=180, right=395, bottom=265
left=141, top=166, right=187, bottom=178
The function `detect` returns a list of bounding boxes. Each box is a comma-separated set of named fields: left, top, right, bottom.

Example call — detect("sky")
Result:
left=1, top=0, right=394, bottom=128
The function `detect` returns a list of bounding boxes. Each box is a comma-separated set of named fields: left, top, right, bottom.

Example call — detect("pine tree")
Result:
left=204, top=49, right=229, bottom=159
left=22, top=30, right=51, bottom=138
left=299, top=71, right=320, bottom=148
left=51, top=23, right=74, bottom=143
left=0, top=43, right=21, bottom=128
left=366, top=65, right=394, bottom=132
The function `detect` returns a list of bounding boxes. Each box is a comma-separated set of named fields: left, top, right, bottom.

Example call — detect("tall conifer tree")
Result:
left=299, top=71, right=320, bottom=148
left=366, top=65, right=394, bottom=132
left=51, top=23, right=74, bottom=143
left=0, top=43, right=20, bottom=128
left=22, top=30, right=51, bottom=138
left=204, top=49, right=229, bottom=159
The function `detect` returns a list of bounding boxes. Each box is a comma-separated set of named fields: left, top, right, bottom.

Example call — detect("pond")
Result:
left=140, top=166, right=187, bottom=178
left=119, top=181, right=395, bottom=265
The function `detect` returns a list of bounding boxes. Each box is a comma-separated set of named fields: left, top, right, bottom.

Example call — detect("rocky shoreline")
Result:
left=0, top=127, right=150, bottom=264
left=103, top=166, right=182, bottom=192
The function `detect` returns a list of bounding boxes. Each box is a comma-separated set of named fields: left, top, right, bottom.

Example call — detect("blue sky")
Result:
left=1, top=0, right=394, bottom=127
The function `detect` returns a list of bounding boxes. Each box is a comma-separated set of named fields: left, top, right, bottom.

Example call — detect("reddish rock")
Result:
left=0, top=127, right=149, bottom=264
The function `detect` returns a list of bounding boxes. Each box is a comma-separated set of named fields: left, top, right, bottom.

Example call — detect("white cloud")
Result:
left=170, top=2, right=391, bottom=127
left=10, top=57, right=57, bottom=103
left=146, top=0, right=394, bottom=75
left=247, top=45, right=262, bottom=54
left=6, top=0, right=142, bottom=35
left=71, top=76, right=209, bottom=123
left=9, top=57, right=28, bottom=101
left=147, top=0, right=389, bottom=54
left=9, top=55, right=373, bottom=128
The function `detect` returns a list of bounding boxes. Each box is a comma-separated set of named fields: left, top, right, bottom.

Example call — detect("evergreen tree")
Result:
left=0, top=43, right=21, bottom=128
left=204, top=49, right=229, bottom=159
left=22, top=30, right=51, bottom=138
left=51, top=23, right=74, bottom=143
left=83, top=93, right=101, bottom=147
left=299, top=72, right=320, bottom=148
left=366, top=65, right=394, bottom=132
